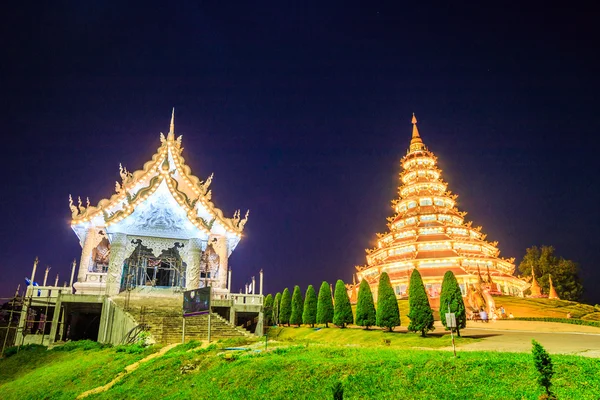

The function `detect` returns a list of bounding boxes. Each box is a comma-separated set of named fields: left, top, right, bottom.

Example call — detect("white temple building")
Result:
left=70, top=109, right=248, bottom=297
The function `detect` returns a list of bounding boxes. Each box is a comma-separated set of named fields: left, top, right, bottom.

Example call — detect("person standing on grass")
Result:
left=480, top=309, right=488, bottom=323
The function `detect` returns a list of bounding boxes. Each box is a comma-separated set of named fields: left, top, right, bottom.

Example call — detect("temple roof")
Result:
left=69, top=110, right=248, bottom=243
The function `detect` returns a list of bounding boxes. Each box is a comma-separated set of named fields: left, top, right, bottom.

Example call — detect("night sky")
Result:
left=1, top=3, right=599, bottom=303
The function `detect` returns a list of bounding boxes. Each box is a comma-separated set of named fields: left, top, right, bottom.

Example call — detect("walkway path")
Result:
left=453, top=321, right=600, bottom=357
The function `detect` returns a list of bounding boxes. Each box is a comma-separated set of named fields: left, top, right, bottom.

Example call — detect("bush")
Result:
left=439, top=271, right=466, bottom=336
left=376, top=272, right=400, bottom=331
left=532, top=340, right=555, bottom=399
left=302, top=285, right=317, bottom=327
left=290, top=286, right=304, bottom=326
left=115, top=343, right=146, bottom=354
left=279, top=288, right=292, bottom=326
left=333, top=280, right=353, bottom=328
left=332, top=381, right=344, bottom=399
left=355, top=279, right=376, bottom=329
left=273, top=292, right=282, bottom=325
left=264, top=294, right=274, bottom=326
left=407, top=269, right=435, bottom=337
left=317, top=281, right=334, bottom=328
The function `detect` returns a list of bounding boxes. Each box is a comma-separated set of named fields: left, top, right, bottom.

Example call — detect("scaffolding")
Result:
left=121, top=242, right=186, bottom=292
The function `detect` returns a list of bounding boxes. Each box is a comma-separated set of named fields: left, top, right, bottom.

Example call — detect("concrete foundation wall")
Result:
left=97, top=298, right=138, bottom=345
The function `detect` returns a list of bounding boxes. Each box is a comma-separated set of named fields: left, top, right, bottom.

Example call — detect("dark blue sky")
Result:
left=1, top=3, right=598, bottom=303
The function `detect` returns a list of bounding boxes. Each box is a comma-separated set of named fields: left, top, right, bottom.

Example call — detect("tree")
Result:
left=290, top=285, right=304, bottom=326
left=263, top=294, right=274, bottom=326
left=279, top=288, right=292, bottom=326
left=518, top=245, right=583, bottom=301
left=532, top=340, right=555, bottom=399
left=407, top=269, right=434, bottom=337
left=333, top=279, right=353, bottom=328
left=355, top=279, right=376, bottom=329
left=302, top=285, right=317, bottom=327
left=439, top=271, right=466, bottom=336
left=273, top=292, right=282, bottom=325
left=316, top=281, right=334, bottom=327
left=376, top=272, right=400, bottom=331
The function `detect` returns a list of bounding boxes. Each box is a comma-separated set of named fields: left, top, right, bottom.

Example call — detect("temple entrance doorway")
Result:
left=121, top=240, right=186, bottom=291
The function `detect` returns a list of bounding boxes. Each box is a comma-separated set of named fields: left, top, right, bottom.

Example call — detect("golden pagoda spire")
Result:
left=548, top=274, right=560, bottom=299
left=529, top=266, right=542, bottom=297
left=167, top=107, right=175, bottom=141
left=409, top=113, right=426, bottom=152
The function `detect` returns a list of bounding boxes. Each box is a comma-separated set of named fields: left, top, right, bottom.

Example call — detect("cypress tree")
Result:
left=376, top=272, right=400, bottom=331
left=279, top=288, right=292, bottom=326
left=439, top=271, right=467, bottom=336
left=273, top=292, right=281, bottom=326
left=316, top=281, right=334, bottom=327
left=355, top=279, right=376, bottom=329
left=407, top=268, right=435, bottom=337
left=333, top=279, right=353, bottom=328
left=290, top=285, right=304, bottom=326
left=302, top=285, right=317, bottom=327
left=263, top=294, right=274, bottom=326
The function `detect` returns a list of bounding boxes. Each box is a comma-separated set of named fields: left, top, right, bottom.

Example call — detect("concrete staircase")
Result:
left=112, top=294, right=252, bottom=344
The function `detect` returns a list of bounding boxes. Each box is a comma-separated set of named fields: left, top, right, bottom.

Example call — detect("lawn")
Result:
left=2, top=335, right=600, bottom=399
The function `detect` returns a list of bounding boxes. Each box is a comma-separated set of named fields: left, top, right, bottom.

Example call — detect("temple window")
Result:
left=89, top=237, right=110, bottom=273
left=408, top=201, right=417, bottom=209
left=420, top=198, right=433, bottom=206
left=434, top=198, right=445, bottom=206
left=420, top=215, right=436, bottom=221
left=394, top=284, right=408, bottom=296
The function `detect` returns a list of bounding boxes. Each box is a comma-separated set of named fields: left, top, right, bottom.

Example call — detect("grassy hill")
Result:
left=390, top=296, right=600, bottom=323
left=1, top=337, right=600, bottom=399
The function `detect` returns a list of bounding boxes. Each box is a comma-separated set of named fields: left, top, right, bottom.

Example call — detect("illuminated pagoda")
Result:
left=70, top=110, right=248, bottom=296
left=355, top=115, right=528, bottom=304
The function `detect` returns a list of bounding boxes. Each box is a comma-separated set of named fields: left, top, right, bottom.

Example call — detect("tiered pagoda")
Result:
left=70, top=110, right=248, bottom=296
left=356, top=115, right=528, bottom=302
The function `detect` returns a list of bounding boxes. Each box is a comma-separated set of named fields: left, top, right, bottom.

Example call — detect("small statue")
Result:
left=115, top=181, right=122, bottom=194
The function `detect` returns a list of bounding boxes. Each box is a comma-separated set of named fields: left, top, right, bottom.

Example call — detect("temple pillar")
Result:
left=186, top=238, right=203, bottom=290
left=259, top=269, right=263, bottom=295
left=77, top=228, right=98, bottom=283
left=212, top=236, right=229, bottom=290
left=105, top=233, right=128, bottom=296
left=227, top=268, right=232, bottom=292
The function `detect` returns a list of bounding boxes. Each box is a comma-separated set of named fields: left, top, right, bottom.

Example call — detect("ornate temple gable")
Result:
left=69, top=109, right=248, bottom=242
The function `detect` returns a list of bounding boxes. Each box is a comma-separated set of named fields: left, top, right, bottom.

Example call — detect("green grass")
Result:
left=492, top=296, right=600, bottom=320
left=2, top=334, right=600, bottom=399
left=0, top=341, right=158, bottom=400
left=90, top=343, right=600, bottom=399
left=267, top=326, right=477, bottom=349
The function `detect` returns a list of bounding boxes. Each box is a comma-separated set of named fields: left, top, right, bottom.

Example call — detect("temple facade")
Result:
left=355, top=115, right=528, bottom=304
left=70, top=110, right=248, bottom=296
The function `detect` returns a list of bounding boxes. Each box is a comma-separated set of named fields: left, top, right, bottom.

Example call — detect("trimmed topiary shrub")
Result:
left=407, top=268, right=434, bottom=337
left=333, top=280, right=353, bottom=328
left=263, top=294, right=274, bottom=326
left=355, top=279, right=376, bottom=329
left=439, top=270, right=466, bottom=336
left=290, top=285, right=304, bottom=326
left=302, top=285, right=317, bottom=327
left=273, top=292, right=282, bottom=326
left=279, top=288, right=292, bottom=326
left=376, top=272, right=400, bottom=331
left=317, top=281, right=334, bottom=327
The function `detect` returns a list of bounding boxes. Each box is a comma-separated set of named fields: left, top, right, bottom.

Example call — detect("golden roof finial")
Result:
left=168, top=107, right=175, bottom=140
left=409, top=113, right=425, bottom=152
